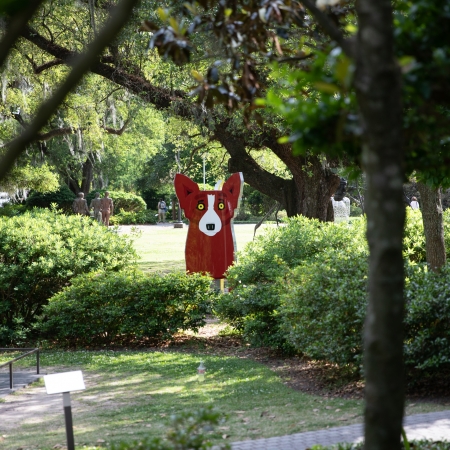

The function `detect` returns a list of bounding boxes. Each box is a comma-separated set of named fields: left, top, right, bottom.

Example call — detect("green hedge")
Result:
left=0, top=208, right=137, bottom=345
left=280, top=248, right=368, bottom=367
left=26, top=185, right=75, bottom=213
left=213, top=216, right=367, bottom=351
left=110, top=209, right=158, bottom=225
left=214, top=210, right=450, bottom=376
left=86, top=190, right=147, bottom=213
left=42, top=270, right=213, bottom=346
left=404, top=264, right=450, bottom=371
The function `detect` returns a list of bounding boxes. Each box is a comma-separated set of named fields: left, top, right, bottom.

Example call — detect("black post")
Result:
left=37, top=349, right=40, bottom=374
left=63, top=392, right=75, bottom=450
left=9, top=363, right=12, bottom=389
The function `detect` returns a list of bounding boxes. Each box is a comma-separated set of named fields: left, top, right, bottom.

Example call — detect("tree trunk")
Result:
left=417, top=182, right=446, bottom=271
left=80, top=156, right=94, bottom=195
left=355, top=1, right=405, bottom=449
left=67, top=177, right=81, bottom=195
left=218, top=123, right=340, bottom=220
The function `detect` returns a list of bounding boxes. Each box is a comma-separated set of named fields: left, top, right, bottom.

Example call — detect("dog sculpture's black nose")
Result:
left=206, top=224, right=215, bottom=231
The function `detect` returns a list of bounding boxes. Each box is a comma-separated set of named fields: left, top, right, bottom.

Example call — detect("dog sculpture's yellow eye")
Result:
left=218, top=202, right=225, bottom=210
left=197, top=203, right=205, bottom=210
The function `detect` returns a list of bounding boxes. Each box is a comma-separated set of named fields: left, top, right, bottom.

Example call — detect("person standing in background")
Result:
left=157, top=198, right=166, bottom=223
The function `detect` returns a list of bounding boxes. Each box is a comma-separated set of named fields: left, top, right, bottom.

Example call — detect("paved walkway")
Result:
left=2, top=372, right=450, bottom=449
left=0, top=371, right=42, bottom=398
left=231, top=410, right=450, bottom=449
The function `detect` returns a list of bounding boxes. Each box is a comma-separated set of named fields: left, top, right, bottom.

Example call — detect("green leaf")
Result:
left=157, top=7, right=169, bottom=22
left=313, top=82, right=340, bottom=94
left=191, top=70, right=204, bottom=82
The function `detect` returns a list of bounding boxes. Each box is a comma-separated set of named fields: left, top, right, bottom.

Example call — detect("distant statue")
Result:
left=410, top=196, right=420, bottom=210
left=72, top=192, right=89, bottom=216
left=100, top=191, right=114, bottom=226
left=331, top=178, right=350, bottom=223
left=90, top=192, right=102, bottom=223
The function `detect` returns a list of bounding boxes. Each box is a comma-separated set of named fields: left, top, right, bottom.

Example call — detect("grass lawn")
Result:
left=4, top=349, right=366, bottom=449
left=3, top=345, right=448, bottom=449
left=120, top=223, right=274, bottom=273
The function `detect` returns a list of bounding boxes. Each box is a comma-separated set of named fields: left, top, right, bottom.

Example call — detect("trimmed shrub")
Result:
left=0, top=208, right=137, bottom=345
left=26, top=185, right=75, bottom=213
left=86, top=190, right=147, bottom=213
left=404, top=264, right=450, bottom=371
left=215, top=212, right=450, bottom=375
left=403, top=208, right=426, bottom=263
left=229, top=215, right=366, bottom=285
left=403, top=208, right=450, bottom=263
left=213, top=216, right=366, bottom=351
left=280, top=248, right=368, bottom=367
left=41, top=270, right=213, bottom=346
left=213, top=281, right=295, bottom=352
left=110, top=209, right=158, bottom=225
left=349, top=204, right=362, bottom=217
left=0, top=204, right=27, bottom=217
left=281, top=258, right=450, bottom=374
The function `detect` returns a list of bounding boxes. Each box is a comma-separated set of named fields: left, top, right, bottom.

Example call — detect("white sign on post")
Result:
left=44, top=371, right=85, bottom=450
left=44, top=371, right=85, bottom=394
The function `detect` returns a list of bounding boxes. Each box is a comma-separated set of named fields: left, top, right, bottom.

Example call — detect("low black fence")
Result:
left=0, top=348, right=40, bottom=389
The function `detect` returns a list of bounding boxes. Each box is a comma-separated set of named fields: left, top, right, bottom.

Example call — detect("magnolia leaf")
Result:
left=335, top=56, right=352, bottom=86
left=157, top=7, right=168, bottom=22
left=314, top=81, right=340, bottom=94
left=191, top=70, right=204, bottom=82
left=399, top=56, right=416, bottom=73
left=183, top=2, right=195, bottom=13
left=258, top=8, right=267, bottom=23
left=316, top=0, right=342, bottom=9
left=169, top=17, right=179, bottom=33
left=253, top=98, right=266, bottom=106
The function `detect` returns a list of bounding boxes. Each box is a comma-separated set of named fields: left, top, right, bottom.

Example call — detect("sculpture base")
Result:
left=173, top=222, right=184, bottom=228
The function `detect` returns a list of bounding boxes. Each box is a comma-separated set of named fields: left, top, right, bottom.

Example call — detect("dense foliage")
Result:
left=404, top=264, right=450, bottom=371
left=110, top=209, right=158, bottom=225
left=86, top=190, right=147, bottom=213
left=111, top=406, right=230, bottom=450
left=213, top=215, right=366, bottom=351
left=0, top=209, right=137, bottom=345
left=281, top=247, right=368, bottom=367
left=42, top=270, right=212, bottom=346
left=26, top=185, right=76, bottom=213
left=214, top=210, right=450, bottom=375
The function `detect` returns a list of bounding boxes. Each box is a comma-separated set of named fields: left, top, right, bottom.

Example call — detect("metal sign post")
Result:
left=62, top=392, right=75, bottom=450
left=44, top=371, right=85, bottom=450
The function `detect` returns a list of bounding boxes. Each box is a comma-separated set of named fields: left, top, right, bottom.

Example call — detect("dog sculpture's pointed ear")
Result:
left=222, top=172, right=243, bottom=210
left=175, top=174, right=200, bottom=211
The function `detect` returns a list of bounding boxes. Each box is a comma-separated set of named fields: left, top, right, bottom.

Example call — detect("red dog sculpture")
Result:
left=175, top=172, right=244, bottom=279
